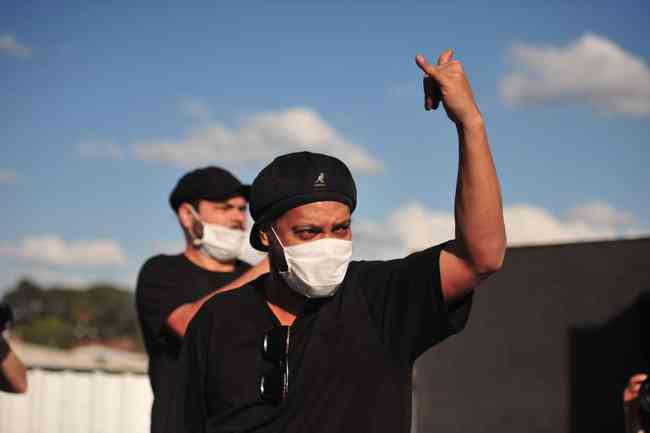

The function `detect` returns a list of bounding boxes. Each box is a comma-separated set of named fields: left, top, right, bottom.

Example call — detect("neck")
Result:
left=264, top=271, right=308, bottom=326
left=184, top=245, right=235, bottom=272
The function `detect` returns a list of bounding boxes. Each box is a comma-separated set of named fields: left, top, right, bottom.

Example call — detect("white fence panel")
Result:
left=62, top=370, right=92, bottom=433
left=0, top=369, right=152, bottom=433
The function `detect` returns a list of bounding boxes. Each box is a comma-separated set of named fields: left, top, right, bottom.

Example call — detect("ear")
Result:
left=177, top=203, right=196, bottom=231
left=259, top=229, right=270, bottom=248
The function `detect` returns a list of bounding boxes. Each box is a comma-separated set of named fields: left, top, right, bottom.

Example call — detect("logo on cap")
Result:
left=314, top=172, right=326, bottom=187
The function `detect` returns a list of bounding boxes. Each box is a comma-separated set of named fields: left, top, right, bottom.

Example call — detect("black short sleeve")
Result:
left=136, top=255, right=252, bottom=350
left=135, top=257, right=186, bottom=344
left=356, top=242, right=472, bottom=363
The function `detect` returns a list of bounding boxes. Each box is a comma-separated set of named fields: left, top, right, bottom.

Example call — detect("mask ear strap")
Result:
left=270, top=226, right=290, bottom=273
left=270, top=227, right=286, bottom=249
left=187, top=205, right=201, bottom=220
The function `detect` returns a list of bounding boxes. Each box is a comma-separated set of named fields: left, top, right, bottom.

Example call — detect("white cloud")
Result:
left=0, top=235, right=128, bottom=267
left=0, top=169, right=19, bottom=185
left=504, top=204, right=625, bottom=246
left=566, top=200, right=636, bottom=229
left=352, top=201, right=648, bottom=260
left=352, top=203, right=454, bottom=260
left=500, top=33, right=650, bottom=116
left=131, top=107, right=384, bottom=174
left=0, top=33, right=31, bottom=58
left=388, top=205, right=456, bottom=251
left=78, top=140, right=124, bottom=159
left=351, top=220, right=405, bottom=260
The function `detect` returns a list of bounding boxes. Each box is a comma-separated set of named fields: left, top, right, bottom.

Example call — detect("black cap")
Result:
left=249, top=151, right=357, bottom=251
left=169, top=166, right=250, bottom=212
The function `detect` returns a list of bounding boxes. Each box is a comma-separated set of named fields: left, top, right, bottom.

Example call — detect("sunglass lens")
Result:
left=260, top=365, right=284, bottom=404
left=263, top=326, right=288, bottom=361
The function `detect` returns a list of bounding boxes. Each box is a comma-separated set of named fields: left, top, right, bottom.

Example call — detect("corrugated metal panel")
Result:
left=0, top=369, right=152, bottom=433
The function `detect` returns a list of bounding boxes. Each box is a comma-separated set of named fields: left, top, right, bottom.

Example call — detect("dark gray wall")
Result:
left=415, top=238, right=650, bottom=433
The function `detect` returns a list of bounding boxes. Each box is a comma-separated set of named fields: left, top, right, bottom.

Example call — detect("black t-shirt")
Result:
left=181, top=243, right=472, bottom=433
left=136, top=254, right=251, bottom=433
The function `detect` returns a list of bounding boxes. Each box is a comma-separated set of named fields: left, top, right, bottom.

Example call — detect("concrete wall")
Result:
left=415, top=238, right=650, bottom=433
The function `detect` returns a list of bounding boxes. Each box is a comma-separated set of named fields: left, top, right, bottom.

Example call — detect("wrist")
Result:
left=456, top=111, right=484, bottom=131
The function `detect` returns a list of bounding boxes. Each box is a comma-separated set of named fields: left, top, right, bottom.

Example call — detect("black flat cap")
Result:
left=249, top=151, right=357, bottom=251
left=169, top=166, right=250, bottom=212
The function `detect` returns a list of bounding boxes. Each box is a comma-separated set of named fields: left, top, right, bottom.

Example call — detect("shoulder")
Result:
left=187, top=282, right=260, bottom=341
left=139, top=254, right=183, bottom=273
left=355, top=243, right=446, bottom=269
left=345, top=255, right=409, bottom=279
left=345, top=243, right=447, bottom=285
left=136, top=254, right=186, bottom=294
left=194, top=279, right=260, bottom=324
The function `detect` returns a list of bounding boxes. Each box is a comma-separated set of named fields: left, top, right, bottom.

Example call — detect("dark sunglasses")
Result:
left=259, top=325, right=291, bottom=404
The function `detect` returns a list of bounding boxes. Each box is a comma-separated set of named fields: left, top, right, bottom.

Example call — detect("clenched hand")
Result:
left=416, top=49, right=482, bottom=126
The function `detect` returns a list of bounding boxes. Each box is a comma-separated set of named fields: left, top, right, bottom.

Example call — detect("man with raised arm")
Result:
left=136, top=167, right=269, bottom=433
left=181, top=49, right=506, bottom=433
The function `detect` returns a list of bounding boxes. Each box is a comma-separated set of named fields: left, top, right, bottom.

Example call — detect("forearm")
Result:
left=168, top=258, right=270, bottom=336
left=0, top=349, right=28, bottom=393
left=453, top=115, right=506, bottom=275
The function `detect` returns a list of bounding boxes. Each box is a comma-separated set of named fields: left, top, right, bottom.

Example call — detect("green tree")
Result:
left=2, top=279, right=144, bottom=351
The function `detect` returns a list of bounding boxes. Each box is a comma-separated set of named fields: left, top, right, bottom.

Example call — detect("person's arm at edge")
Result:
left=167, top=257, right=270, bottom=337
left=0, top=337, right=28, bottom=393
left=416, top=49, right=506, bottom=303
left=624, top=373, right=647, bottom=433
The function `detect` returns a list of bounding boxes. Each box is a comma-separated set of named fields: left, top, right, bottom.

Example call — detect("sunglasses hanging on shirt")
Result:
left=259, top=325, right=291, bottom=404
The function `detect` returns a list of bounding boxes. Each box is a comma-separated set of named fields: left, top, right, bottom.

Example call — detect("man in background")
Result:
left=136, top=167, right=269, bottom=433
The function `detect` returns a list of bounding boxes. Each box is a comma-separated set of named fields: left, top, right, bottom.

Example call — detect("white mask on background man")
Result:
left=271, top=228, right=352, bottom=298
left=189, top=207, right=245, bottom=262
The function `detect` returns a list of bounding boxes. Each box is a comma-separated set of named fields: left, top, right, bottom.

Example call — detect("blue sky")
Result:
left=1, top=1, right=649, bottom=293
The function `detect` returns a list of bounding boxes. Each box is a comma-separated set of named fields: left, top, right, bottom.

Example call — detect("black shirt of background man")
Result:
left=136, top=254, right=251, bottom=433
left=181, top=243, right=472, bottom=433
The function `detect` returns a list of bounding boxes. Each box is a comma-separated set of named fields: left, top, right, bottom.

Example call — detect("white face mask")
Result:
left=189, top=207, right=245, bottom=262
left=272, top=228, right=352, bottom=298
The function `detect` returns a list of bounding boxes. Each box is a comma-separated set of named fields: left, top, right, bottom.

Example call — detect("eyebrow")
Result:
left=291, top=224, right=322, bottom=232
left=333, top=219, right=352, bottom=229
left=291, top=218, right=352, bottom=231
left=215, top=203, right=247, bottom=210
